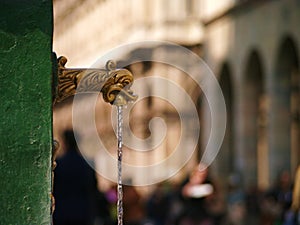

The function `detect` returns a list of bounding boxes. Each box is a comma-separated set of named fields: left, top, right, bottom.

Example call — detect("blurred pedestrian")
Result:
left=261, top=170, right=293, bottom=225
left=225, top=173, right=246, bottom=225
left=53, top=130, right=110, bottom=225
left=146, top=183, right=171, bottom=225
left=176, top=164, right=225, bottom=225
left=123, top=185, right=146, bottom=225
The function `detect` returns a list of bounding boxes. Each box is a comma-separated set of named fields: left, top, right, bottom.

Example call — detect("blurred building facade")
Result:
left=53, top=0, right=300, bottom=191
left=200, top=0, right=300, bottom=190
left=53, top=0, right=203, bottom=67
left=53, top=0, right=204, bottom=188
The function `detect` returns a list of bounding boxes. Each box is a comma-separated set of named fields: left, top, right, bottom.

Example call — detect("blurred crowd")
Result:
left=117, top=166, right=299, bottom=225
left=53, top=130, right=300, bottom=225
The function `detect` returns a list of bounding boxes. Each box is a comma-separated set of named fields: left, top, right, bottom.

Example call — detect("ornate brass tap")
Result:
left=51, top=54, right=138, bottom=216
left=53, top=55, right=137, bottom=106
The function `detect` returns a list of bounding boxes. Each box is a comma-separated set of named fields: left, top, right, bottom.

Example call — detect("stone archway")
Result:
left=217, top=63, right=235, bottom=185
left=243, top=50, right=266, bottom=188
left=271, top=36, right=300, bottom=181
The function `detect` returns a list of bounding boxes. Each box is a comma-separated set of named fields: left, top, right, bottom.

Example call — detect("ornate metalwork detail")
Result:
left=51, top=140, right=59, bottom=215
left=53, top=56, right=137, bottom=105
left=51, top=55, right=138, bottom=220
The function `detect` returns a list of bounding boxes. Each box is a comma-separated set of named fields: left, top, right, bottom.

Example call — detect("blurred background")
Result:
left=52, top=0, right=300, bottom=224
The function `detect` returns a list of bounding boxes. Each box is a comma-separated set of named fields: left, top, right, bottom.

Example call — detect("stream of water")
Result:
left=117, top=105, right=123, bottom=225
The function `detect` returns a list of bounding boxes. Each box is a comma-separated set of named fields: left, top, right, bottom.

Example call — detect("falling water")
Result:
left=117, top=105, right=123, bottom=225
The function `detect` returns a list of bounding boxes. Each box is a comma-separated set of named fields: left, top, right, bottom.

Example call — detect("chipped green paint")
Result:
left=0, top=1, right=53, bottom=224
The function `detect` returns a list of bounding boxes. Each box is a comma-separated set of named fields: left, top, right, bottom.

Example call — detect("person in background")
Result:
left=146, top=183, right=171, bottom=225
left=123, top=185, right=147, bottom=225
left=176, top=164, right=225, bottom=225
left=225, top=173, right=246, bottom=225
left=261, top=170, right=293, bottom=225
left=53, top=130, right=111, bottom=225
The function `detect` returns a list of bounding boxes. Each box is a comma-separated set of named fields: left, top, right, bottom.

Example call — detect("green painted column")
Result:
left=0, top=1, right=53, bottom=224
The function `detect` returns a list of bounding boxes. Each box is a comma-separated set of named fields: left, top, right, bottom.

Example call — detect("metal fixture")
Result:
left=51, top=54, right=137, bottom=225
left=53, top=55, right=137, bottom=105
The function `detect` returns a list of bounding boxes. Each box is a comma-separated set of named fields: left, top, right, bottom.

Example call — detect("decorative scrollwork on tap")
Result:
left=53, top=55, right=137, bottom=106
left=51, top=54, right=138, bottom=216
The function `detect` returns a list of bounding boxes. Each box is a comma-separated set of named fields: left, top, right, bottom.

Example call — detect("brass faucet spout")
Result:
left=53, top=55, right=137, bottom=106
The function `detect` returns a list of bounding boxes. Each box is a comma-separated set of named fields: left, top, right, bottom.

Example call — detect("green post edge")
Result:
left=0, top=1, right=53, bottom=224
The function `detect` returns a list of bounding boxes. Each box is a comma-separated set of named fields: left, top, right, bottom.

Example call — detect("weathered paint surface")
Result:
left=0, top=1, right=53, bottom=224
